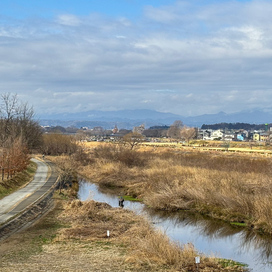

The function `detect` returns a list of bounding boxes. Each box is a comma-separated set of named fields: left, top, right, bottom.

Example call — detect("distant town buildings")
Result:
left=42, top=123, right=272, bottom=143
left=199, top=128, right=271, bottom=142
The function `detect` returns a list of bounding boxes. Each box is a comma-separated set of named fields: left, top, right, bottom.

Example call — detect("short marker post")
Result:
left=195, top=256, right=200, bottom=271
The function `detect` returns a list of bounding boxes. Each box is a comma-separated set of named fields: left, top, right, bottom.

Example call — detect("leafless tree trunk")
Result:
left=167, top=120, right=183, bottom=142
left=0, top=93, right=42, bottom=150
left=180, top=126, right=197, bottom=145
left=122, top=132, right=145, bottom=150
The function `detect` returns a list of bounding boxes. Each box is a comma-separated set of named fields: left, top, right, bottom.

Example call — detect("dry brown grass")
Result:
left=0, top=199, right=138, bottom=272
left=63, top=143, right=272, bottom=234
left=1, top=196, right=243, bottom=271
left=56, top=199, right=245, bottom=271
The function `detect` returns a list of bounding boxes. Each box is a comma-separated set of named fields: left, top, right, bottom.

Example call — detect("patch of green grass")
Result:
left=123, top=195, right=142, bottom=202
left=26, top=162, right=37, bottom=175
left=0, top=186, right=12, bottom=199
left=33, top=233, right=57, bottom=246
left=230, top=222, right=247, bottom=227
left=54, top=191, right=69, bottom=200
left=218, top=258, right=248, bottom=269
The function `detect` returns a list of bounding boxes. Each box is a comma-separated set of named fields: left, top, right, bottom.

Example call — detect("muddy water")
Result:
left=78, top=180, right=272, bottom=272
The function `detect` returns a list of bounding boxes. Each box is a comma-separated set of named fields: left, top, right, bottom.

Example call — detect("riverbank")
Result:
left=0, top=190, right=247, bottom=271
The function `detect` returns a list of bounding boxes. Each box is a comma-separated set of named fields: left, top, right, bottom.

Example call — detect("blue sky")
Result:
left=0, top=0, right=177, bottom=19
left=0, top=0, right=271, bottom=117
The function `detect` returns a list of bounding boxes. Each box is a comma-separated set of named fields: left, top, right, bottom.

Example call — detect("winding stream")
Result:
left=78, top=180, right=272, bottom=272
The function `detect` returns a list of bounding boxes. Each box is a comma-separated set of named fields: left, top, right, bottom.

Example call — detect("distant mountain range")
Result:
left=37, top=109, right=272, bottom=129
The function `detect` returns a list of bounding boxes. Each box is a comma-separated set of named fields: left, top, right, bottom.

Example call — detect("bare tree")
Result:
left=167, top=120, right=183, bottom=142
left=0, top=135, right=30, bottom=180
left=0, top=93, right=42, bottom=150
left=122, top=132, right=145, bottom=150
left=180, top=126, right=197, bottom=145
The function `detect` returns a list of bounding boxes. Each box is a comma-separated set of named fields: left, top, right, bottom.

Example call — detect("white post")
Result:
left=195, top=256, right=200, bottom=271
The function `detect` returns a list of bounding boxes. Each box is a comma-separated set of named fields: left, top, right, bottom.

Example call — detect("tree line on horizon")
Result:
left=201, top=122, right=271, bottom=130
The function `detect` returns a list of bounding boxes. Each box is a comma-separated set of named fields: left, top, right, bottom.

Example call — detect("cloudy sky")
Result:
left=0, top=0, right=272, bottom=117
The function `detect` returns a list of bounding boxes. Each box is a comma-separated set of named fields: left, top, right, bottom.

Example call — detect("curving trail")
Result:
left=0, top=158, right=58, bottom=225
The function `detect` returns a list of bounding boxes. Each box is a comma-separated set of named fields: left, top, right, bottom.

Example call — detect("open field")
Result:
left=83, top=140, right=272, bottom=156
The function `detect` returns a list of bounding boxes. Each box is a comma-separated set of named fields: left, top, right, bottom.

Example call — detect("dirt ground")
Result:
left=0, top=241, right=135, bottom=272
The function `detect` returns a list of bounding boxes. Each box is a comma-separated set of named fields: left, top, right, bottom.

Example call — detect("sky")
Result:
left=0, top=0, right=272, bottom=117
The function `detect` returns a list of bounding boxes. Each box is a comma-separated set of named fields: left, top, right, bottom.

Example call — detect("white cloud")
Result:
left=1, top=1, right=272, bottom=117
left=57, top=14, right=81, bottom=26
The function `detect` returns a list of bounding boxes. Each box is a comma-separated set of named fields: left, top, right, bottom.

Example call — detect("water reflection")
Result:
left=146, top=208, right=242, bottom=237
left=78, top=180, right=272, bottom=272
left=145, top=208, right=272, bottom=267
left=239, top=231, right=272, bottom=266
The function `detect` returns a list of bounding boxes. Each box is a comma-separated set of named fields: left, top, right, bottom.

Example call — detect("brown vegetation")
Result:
left=57, top=199, right=245, bottom=271
left=0, top=138, right=30, bottom=181
left=122, top=132, right=145, bottom=150
left=71, top=143, right=272, bottom=234
left=41, top=133, right=78, bottom=155
left=0, top=196, right=245, bottom=271
left=0, top=93, right=42, bottom=184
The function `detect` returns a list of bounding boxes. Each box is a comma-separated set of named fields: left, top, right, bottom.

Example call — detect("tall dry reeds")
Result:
left=126, top=222, right=201, bottom=270
left=144, top=162, right=272, bottom=231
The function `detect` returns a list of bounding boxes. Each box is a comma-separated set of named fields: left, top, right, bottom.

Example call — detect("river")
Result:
left=78, top=180, right=272, bottom=272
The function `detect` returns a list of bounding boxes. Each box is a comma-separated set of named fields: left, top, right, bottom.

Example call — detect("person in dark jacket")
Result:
left=118, top=196, right=124, bottom=208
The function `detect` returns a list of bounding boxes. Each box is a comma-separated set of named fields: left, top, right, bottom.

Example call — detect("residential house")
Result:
left=210, top=129, right=224, bottom=140
left=223, top=132, right=235, bottom=141
left=260, top=133, right=270, bottom=142
left=253, top=133, right=260, bottom=141
left=202, top=130, right=212, bottom=140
